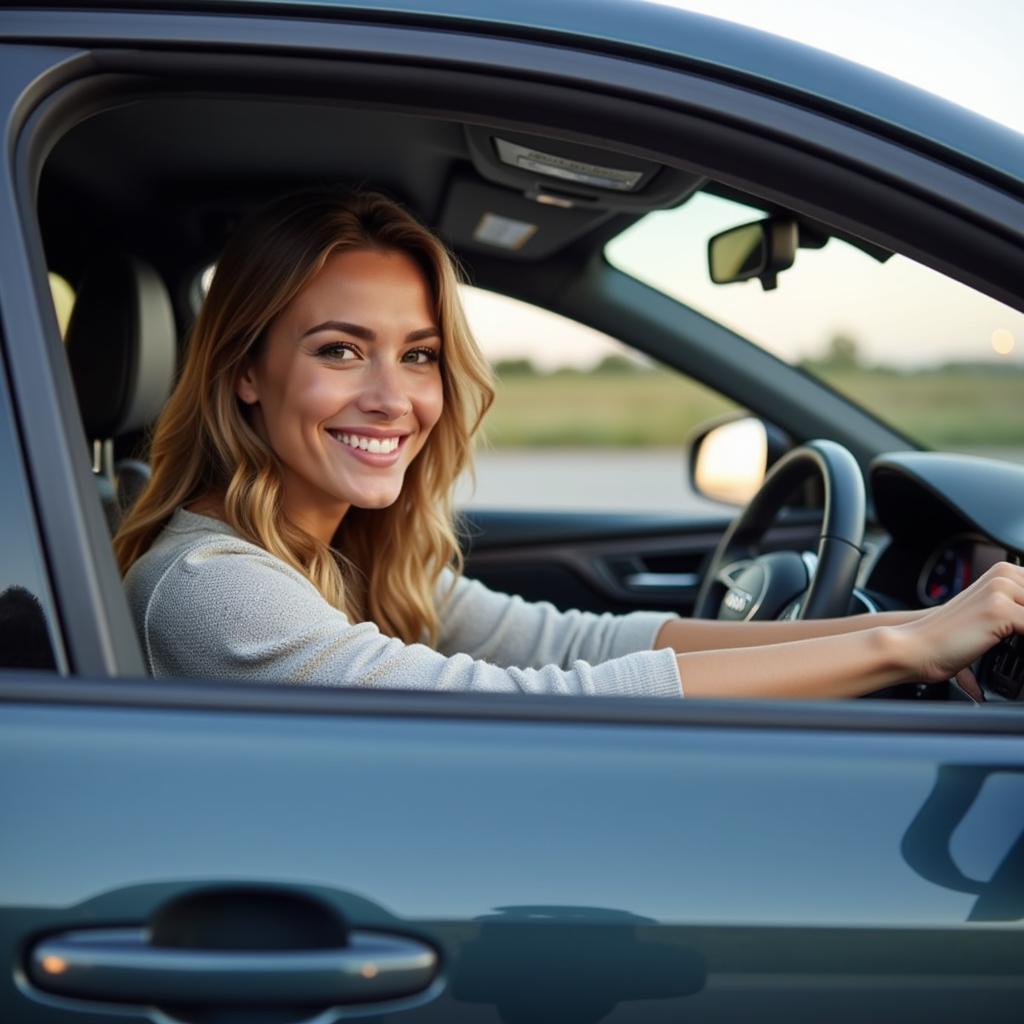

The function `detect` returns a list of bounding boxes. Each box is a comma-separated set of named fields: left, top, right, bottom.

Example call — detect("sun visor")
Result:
left=437, top=175, right=614, bottom=260
left=463, top=127, right=703, bottom=213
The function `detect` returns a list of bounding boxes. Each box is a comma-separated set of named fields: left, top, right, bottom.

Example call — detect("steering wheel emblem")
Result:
left=724, top=588, right=753, bottom=613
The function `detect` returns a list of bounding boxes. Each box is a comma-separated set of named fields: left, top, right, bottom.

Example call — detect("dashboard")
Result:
left=867, top=452, right=1024, bottom=702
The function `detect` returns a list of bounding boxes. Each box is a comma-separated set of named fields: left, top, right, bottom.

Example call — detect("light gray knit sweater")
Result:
left=123, top=509, right=683, bottom=697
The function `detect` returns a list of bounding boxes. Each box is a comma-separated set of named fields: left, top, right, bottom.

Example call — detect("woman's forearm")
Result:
left=655, top=608, right=925, bottom=654
left=676, top=626, right=911, bottom=699
left=659, top=562, right=1024, bottom=699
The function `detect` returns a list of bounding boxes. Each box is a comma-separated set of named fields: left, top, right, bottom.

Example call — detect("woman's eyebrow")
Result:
left=302, top=320, right=439, bottom=342
left=407, top=327, right=441, bottom=342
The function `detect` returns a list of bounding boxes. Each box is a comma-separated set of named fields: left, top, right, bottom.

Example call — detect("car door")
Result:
left=1, top=8, right=1024, bottom=1023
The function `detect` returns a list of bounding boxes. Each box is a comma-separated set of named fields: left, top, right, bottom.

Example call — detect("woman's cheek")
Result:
left=303, top=370, right=354, bottom=417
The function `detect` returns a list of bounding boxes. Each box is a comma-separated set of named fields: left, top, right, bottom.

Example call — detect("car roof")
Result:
left=81, top=0, right=1024, bottom=188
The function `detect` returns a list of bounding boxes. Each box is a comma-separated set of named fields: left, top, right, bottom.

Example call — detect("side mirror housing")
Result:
left=708, top=218, right=798, bottom=291
left=687, top=415, right=791, bottom=505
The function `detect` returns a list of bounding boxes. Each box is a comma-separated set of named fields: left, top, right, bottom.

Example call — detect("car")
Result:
left=1, top=1, right=1023, bottom=1021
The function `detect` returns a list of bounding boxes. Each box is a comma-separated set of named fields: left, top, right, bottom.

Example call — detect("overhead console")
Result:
left=438, top=127, right=703, bottom=260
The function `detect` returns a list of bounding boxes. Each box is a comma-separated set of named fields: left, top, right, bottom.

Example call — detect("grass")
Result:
left=482, top=369, right=736, bottom=448
left=481, top=366, right=1024, bottom=449
left=815, top=366, right=1024, bottom=446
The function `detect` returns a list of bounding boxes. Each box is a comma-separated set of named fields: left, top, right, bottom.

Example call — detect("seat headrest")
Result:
left=66, top=255, right=177, bottom=439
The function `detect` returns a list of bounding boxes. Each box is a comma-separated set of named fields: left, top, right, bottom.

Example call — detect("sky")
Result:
left=467, top=0, right=1024, bottom=371
left=647, top=0, right=1024, bottom=134
left=605, top=191, right=1024, bottom=368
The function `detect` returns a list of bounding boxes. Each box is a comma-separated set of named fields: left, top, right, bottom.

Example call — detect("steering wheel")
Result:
left=693, top=439, right=866, bottom=621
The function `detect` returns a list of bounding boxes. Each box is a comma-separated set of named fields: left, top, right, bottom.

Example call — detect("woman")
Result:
left=117, top=189, right=1021, bottom=699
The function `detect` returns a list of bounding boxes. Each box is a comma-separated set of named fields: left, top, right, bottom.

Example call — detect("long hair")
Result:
left=114, top=189, right=494, bottom=644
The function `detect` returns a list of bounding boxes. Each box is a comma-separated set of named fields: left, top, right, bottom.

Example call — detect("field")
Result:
left=482, top=366, right=1024, bottom=449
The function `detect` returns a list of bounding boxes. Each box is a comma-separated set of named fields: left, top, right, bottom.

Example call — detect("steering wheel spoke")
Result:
left=716, top=558, right=752, bottom=590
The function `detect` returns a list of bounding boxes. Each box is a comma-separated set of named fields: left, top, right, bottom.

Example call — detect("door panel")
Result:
left=2, top=689, right=1022, bottom=1022
left=462, top=508, right=824, bottom=616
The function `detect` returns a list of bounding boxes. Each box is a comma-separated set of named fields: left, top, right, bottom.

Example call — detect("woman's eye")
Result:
left=315, top=342, right=359, bottom=361
left=404, top=347, right=440, bottom=365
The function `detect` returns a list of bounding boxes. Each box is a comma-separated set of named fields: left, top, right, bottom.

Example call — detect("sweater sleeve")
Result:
left=435, top=571, right=677, bottom=670
left=131, top=537, right=682, bottom=699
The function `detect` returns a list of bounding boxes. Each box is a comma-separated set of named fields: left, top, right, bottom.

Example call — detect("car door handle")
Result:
left=28, top=926, right=438, bottom=1005
left=623, top=571, right=700, bottom=590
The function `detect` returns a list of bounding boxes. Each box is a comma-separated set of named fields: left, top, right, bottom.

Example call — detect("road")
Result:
left=459, top=447, right=1024, bottom=514
left=459, top=449, right=743, bottom=515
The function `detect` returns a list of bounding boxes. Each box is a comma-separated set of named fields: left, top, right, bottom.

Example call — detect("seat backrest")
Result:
left=65, top=255, right=177, bottom=529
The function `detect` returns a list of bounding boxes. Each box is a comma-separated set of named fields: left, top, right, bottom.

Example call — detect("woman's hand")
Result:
left=900, top=561, right=1024, bottom=698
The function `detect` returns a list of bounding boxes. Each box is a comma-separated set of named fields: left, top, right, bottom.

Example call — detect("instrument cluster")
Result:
left=916, top=535, right=1007, bottom=606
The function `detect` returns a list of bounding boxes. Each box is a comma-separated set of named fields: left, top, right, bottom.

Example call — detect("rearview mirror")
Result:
left=708, top=218, right=798, bottom=291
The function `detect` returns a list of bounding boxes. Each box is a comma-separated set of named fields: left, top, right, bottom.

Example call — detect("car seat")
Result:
left=65, top=255, right=177, bottom=531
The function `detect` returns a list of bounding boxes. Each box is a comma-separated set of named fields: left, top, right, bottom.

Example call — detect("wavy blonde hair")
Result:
left=114, top=189, right=494, bottom=644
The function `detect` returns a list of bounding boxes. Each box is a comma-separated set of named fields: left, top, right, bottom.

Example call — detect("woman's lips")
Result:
left=326, top=428, right=408, bottom=464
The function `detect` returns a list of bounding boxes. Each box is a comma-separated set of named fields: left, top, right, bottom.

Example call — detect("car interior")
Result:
left=27, top=53, right=1024, bottom=703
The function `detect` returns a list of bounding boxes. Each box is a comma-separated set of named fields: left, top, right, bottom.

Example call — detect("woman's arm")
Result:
left=438, top=571, right=672, bottom=670
left=668, top=561, right=1024, bottom=699
left=675, top=625, right=906, bottom=699
left=654, top=607, right=925, bottom=654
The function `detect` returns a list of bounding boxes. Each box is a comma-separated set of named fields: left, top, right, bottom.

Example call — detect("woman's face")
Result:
left=236, top=247, right=444, bottom=540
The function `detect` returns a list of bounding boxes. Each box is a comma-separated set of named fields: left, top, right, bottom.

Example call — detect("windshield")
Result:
left=605, top=192, right=1024, bottom=456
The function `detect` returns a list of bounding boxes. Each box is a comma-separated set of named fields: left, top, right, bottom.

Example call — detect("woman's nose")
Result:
left=356, top=361, right=412, bottom=420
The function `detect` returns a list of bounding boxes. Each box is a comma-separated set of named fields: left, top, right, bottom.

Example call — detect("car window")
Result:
left=0, top=335, right=63, bottom=673
left=606, top=191, right=1024, bottom=461
left=458, top=286, right=740, bottom=512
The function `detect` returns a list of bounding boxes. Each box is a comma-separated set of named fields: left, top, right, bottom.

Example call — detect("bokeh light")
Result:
left=991, top=328, right=1015, bottom=356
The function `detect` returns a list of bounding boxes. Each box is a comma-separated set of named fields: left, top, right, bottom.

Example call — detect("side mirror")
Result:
left=687, top=415, right=790, bottom=506
left=708, top=218, right=798, bottom=291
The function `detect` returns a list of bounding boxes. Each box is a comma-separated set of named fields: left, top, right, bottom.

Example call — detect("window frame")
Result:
left=0, top=44, right=144, bottom=677
left=3, top=12, right=1021, bottom=692
left=0, top=330, right=66, bottom=673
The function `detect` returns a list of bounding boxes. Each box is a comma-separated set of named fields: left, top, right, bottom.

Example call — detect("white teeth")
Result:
left=335, top=432, right=400, bottom=454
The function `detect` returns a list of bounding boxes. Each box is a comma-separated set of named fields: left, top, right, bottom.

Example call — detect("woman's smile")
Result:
left=326, top=428, right=408, bottom=461
left=235, top=247, right=444, bottom=542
